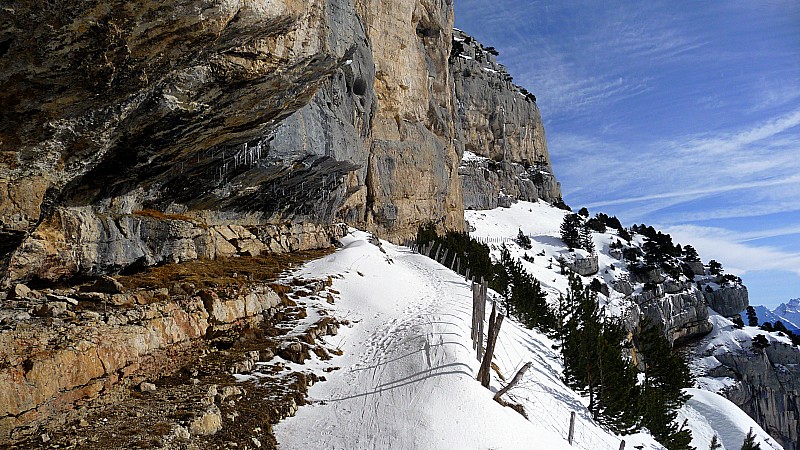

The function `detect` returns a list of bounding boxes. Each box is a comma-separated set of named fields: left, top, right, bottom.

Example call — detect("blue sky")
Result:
left=454, top=1, right=800, bottom=309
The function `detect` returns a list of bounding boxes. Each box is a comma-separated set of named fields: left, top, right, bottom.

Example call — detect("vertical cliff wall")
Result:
left=450, top=30, right=561, bottom=209
left=0, top=0, right=463, bottom=285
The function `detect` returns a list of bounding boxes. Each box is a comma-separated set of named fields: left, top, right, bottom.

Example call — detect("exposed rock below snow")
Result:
left=704, top=285, right=749, bottom=317
left=631, top=289, right=712, bottom=344
left=563, top=254, right=599, bottom=276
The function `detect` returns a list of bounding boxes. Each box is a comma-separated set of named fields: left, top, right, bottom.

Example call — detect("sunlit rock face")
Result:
left=0, top=0, right=463, bottom=284
left=450, top=29, right=561, bottom=210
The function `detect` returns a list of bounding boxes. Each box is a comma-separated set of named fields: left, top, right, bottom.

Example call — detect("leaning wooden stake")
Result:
left=568, top=411, right=576, bottom=445
left=471, top=282, right=478, bottom=347
left=477, top=301, right=504, bottom=387
left=494, top=362, right=532, bottom=403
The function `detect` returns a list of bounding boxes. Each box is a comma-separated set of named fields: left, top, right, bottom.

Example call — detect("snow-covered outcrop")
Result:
left=691, top=314, right=799, bottom=450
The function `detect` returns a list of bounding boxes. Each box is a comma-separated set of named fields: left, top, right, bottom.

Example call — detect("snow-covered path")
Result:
left=274, top=232, right=576, bottom=449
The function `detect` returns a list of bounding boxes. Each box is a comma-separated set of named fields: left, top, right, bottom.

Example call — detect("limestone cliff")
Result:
left=0, top=0, right=463, bottom=285
left=695, top=330, right=800, bottom=449
left=450, top=29, right=561, bottom=209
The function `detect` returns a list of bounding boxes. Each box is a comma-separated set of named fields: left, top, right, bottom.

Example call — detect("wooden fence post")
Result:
left=478, top=301, right=504, bottom=387
left=471, top=282, right=478, bottom=348
left=568, top=411, right=575, bottom=445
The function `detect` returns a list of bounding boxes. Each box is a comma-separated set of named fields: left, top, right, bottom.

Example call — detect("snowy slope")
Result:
left=467, top=200, right=782, bottom=450
left=685, top=313, right=785, bottom=449
left=273, top=229, right=659, bottom=449
left=678, top=388, right=782, bottom=450
left=271, top=200, right=779, bottom=449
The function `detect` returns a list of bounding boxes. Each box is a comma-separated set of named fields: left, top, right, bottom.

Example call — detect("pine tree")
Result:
left=740, top=428, right=761, bottom=450
left=746, top=306, right=759, bottom=327
left=594, top=319, right=640, bottom=434
left=682, top=245, right=701, bottom=262
left=636, top=320, right=693, bottom=450
left=560, top=274, right=638, bottom=432
left=560, top=213, right=584, bottom=250
left=515, top=228, right=532, bottom=249
left=709, top=434, right=721, bottom=450
left=708, top=260, right=723, bottom=276
left=581, top=223, right=595, bottom=254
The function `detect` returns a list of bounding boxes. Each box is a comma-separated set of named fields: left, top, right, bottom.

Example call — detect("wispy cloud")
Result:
left=555, top=107, right=800, bottom=223
left=672, top=109, right=800, bottom=157
left=585, top=174, right=800, bottom=209
left=662, top=224, right=800, bottom=277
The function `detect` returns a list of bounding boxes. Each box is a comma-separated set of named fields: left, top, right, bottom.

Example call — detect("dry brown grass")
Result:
left=118, top=249, right=334, bottom=291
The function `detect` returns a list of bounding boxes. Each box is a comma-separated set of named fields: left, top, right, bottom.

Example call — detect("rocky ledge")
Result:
left=0, top=252, right=344, bottom=448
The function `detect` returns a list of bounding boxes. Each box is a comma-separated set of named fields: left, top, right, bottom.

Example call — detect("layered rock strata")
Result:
left=703, top=285, right=749, bottom=317
left=0, top=266, right=343, bottom=446
left=451, top=30, right=561, bottom=209
left=630, top=289, right=713, bottom=345
left=0, top=282, right=276, bottom=444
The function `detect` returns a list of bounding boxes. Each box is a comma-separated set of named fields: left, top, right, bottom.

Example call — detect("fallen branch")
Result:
left=494, top=362, right=532, bottom=403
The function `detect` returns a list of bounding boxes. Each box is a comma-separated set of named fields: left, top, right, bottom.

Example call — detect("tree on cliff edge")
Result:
left=746, top=306, right=759, bottom=327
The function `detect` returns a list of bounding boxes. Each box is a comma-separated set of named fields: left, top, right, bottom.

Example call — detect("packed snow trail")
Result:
left=275, top=232, right=568, bottom=449
left=274, top=230, right=660, bottom=450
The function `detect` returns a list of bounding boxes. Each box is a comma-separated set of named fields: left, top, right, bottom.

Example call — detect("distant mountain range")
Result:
left=754, top=299, right=800, bottom=332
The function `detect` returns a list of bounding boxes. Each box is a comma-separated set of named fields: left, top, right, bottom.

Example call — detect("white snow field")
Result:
left=272, top=200, right=780, bottom=449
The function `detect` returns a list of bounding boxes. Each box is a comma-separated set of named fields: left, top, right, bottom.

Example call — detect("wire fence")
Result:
left=403, top=237, right=629, bottom=450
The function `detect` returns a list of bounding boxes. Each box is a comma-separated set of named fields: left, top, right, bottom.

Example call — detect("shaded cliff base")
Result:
left=0, top=251, right=344, bottom=448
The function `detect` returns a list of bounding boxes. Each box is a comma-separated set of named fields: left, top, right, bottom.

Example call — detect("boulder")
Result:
left=189, top=405, right=223, bottom=436
left=81, top=276, right=125, bottom=295
left=10, top=284, right=31, bottom=299
left=704, top=286, right=749, bottom=316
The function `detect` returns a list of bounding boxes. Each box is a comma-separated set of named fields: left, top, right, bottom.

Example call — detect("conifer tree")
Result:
left=709, top=434, right=721, bottom=450
left=636, top=320, right=693, bottom=450
left=740, top=428, right=761, bottom=450
left=708, top=260, right=723, bottom=276
left=594, top=319, right=640, bottom=433
left=682, top=245, right=701, bottom=262
left=560, top=213, right=584, bottom=250
left=746, top=306, right=759, bottom=327
left=581, top=224, right=595, bottom=254
left=515, top=228, right=532, bottom=249
left=560, top=274, right=638, bottom=432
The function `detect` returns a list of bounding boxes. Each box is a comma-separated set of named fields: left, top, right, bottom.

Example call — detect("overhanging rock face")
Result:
left=0, top=0, right=464, bottom=284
